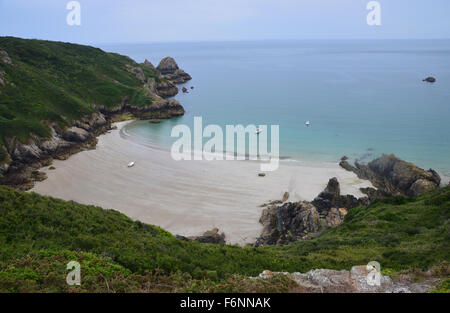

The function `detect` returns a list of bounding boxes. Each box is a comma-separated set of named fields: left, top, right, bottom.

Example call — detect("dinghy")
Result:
left=305, top=121, right=310, bottom=127
left=127, top=162, right=135, bottom=168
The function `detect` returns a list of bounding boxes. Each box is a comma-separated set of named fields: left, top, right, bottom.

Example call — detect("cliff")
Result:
left=0, top=37, right=190, bottom=189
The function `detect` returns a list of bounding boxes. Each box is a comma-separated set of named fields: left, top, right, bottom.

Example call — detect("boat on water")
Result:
left=305, top=121, right=310, bottom=127
left=127, top=162, right=135, bottom=168
left=256, top=128, right=263, bottom=134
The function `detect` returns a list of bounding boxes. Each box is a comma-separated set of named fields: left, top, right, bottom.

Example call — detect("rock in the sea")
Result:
left=157, top=57, right=179, bottom=74
left=281, top=191, right=289, bottom=202
left=182, top=87, right=188, bottom=93
left=339, top=154, right=441, bottom=197
left=0, top=50, right=12, bottom=65
left=190, top=86, right=194, bottom=89
left=423, top=76, right=436, bottom=83
left=165, top=69, right=192, bottom=84
left=258, top=173, right=266, bottom=177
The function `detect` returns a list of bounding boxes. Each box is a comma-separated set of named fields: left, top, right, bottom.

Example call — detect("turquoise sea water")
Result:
left=100, top=40, right=450, bottom=181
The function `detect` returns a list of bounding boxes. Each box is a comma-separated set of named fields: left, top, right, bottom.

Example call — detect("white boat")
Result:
left=305, top=121, right=310, bottom=127
left=256, top=128, right=263, bottom=135
left=127, top=162, right=135, bottom=168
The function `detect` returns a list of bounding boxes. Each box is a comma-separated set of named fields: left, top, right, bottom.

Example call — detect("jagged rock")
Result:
left=281, top=192, right=289, bottom=202
left=256, top=266, right=437, bottom=293
left=311, top=177, right=366, bottom=215
left=325, top=208, right=347, bottom=227
left=0, top=50, right=12, bottom=65
left=63, top=127, right=91, bottom=142
left=423, top=77, right=436, bottom=83
left=257, top=201, right=321, bottom=245
left=143, top=59, right=156, bottom=70
left=182, top=87, right=188, bottom=93
left=165, top=69, right=192, bottom=84
left=125, top=64, right=146, bottom=83
left=341, top=155, right=348, bottom=161
left=339, top=154, right=441, bottom=197
left=156, top=80, right=178, bottom=98
left=157, top=57, right=179, bottom=74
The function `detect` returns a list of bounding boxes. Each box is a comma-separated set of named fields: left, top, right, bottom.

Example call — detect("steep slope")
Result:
left=0, top=37, right=184, bottom=188
left=0, top=185, right=448, bottom=292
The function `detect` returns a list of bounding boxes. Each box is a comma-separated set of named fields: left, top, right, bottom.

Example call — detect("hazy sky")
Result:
left=1, top=0, right=449, bottom=44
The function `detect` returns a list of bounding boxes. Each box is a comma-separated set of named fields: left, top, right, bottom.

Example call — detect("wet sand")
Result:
left=32, top=121, right=372, bottom=244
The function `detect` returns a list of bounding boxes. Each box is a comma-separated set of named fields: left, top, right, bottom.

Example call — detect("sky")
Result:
left=0, top=0, right=449, bottom=44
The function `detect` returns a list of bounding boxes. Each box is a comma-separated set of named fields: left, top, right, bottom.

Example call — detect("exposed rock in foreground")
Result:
left=176, top=228, right=226, bottom=244
left=256, top=266, right=439, bottom=293
left=256, top=178, right=368, bottom=246
left=339, top=154, right=441, bottom=198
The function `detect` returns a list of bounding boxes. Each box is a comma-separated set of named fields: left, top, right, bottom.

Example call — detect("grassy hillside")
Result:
left=0, top=37, right=160, bottom=161
left=0, top=185, right=448, bottom=292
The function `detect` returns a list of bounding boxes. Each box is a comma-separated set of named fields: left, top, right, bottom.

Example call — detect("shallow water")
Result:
left=100, top=40, right=450, bottom=182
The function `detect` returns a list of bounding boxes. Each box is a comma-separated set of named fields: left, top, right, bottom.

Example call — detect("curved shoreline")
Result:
left=31, top=121, right=373, bottom=245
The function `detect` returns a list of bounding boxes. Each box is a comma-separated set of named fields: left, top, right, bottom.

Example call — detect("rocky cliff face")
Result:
left=256, top=178, right=368, bottom=246
left=256, top=266, right=440, bottom=293
left=340, top=154, right=441, bottom=198
left=0, top=54, right=189, bottom=190
left=157, top=57, right=192, bottom=84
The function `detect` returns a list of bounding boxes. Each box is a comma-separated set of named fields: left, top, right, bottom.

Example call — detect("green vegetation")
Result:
left=0, top=185, right=449, bottom=292
left=0, top=37, right=160, bottom=150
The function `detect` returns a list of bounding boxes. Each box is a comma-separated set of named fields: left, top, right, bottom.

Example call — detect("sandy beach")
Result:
left=32, top=121, right=372, bottom=244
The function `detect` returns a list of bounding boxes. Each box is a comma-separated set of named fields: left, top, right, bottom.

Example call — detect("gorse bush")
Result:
left=0, top=185, right=449, bottom=292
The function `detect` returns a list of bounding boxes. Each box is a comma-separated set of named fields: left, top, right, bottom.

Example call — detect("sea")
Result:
left=99, top=40, right=450, bottom=183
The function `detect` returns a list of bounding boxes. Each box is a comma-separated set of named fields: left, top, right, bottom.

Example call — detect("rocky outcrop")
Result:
left=423, top=76, right=436, bottom=83
left=256, top=178, right=368, bottom=246
left=157, top=57, right=192, bottom=84
left=311, top=177, right=368, bottom=215
left=157, top=57, right=179, bottom=74
left=256, top=266, right=439, bottom=293
left=176, top=228, right=226, bottom=244
left=165, top=69, right=192, bottom=84
left=340, top=154, right=441, bottom=197
left=143, top=59, right=156, bottom=70
left=0, top=50, right=12, bottom=65
left=155, top=80, right=179, bottom=98
left=0, top=70, right=7, bottom=86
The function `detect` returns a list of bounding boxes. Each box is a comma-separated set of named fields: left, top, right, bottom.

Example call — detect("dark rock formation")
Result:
left=257, top=201, right=321, bottom=245
left=311, top=177, right=368, bottom=215
left=157, top=57, right=179, bottom=74
left=155, top=80, right=179, bottom=98
left=157, top=57, right=192, bottom=84
left=182, top=87, right=188, bottom=93
left=256, top=178, right=369, bottom=246
left=339, top=154, right=441, bottom=197
left=176, top=228, right=226, bottom=244
left=423, top=77, right=436, bottom=83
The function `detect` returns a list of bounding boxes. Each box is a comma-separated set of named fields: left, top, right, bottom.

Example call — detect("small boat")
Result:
left=256, top=128, right=263, bottom=135
left=127, top=162, right=135, bottom=168
left=305, top=121, right=310, bottom=127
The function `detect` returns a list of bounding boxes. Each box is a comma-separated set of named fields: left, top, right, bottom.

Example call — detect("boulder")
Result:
left=281, top=191, right=290, bottom=202
left=157, top=57, right=179, bottom=75
left=0, top=50, right=12, bottom=65
left=340, top=154, right=441, bottom=197
left=165, top=69, right=192, bottom=84
left=255, top=265, right=437, bottom=293
left=182, top=87, right=188, bottom=93
left=63, top=127, right=90, bottom=142
left=311, top=177, right=365, bottom=215
left=155, top=80, right=178, bottom=98
left=423, top=77, right=436, bottom=83
left=176, top=228, right=226, bottom=244
left=257, top=201, right=321, bottom=245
